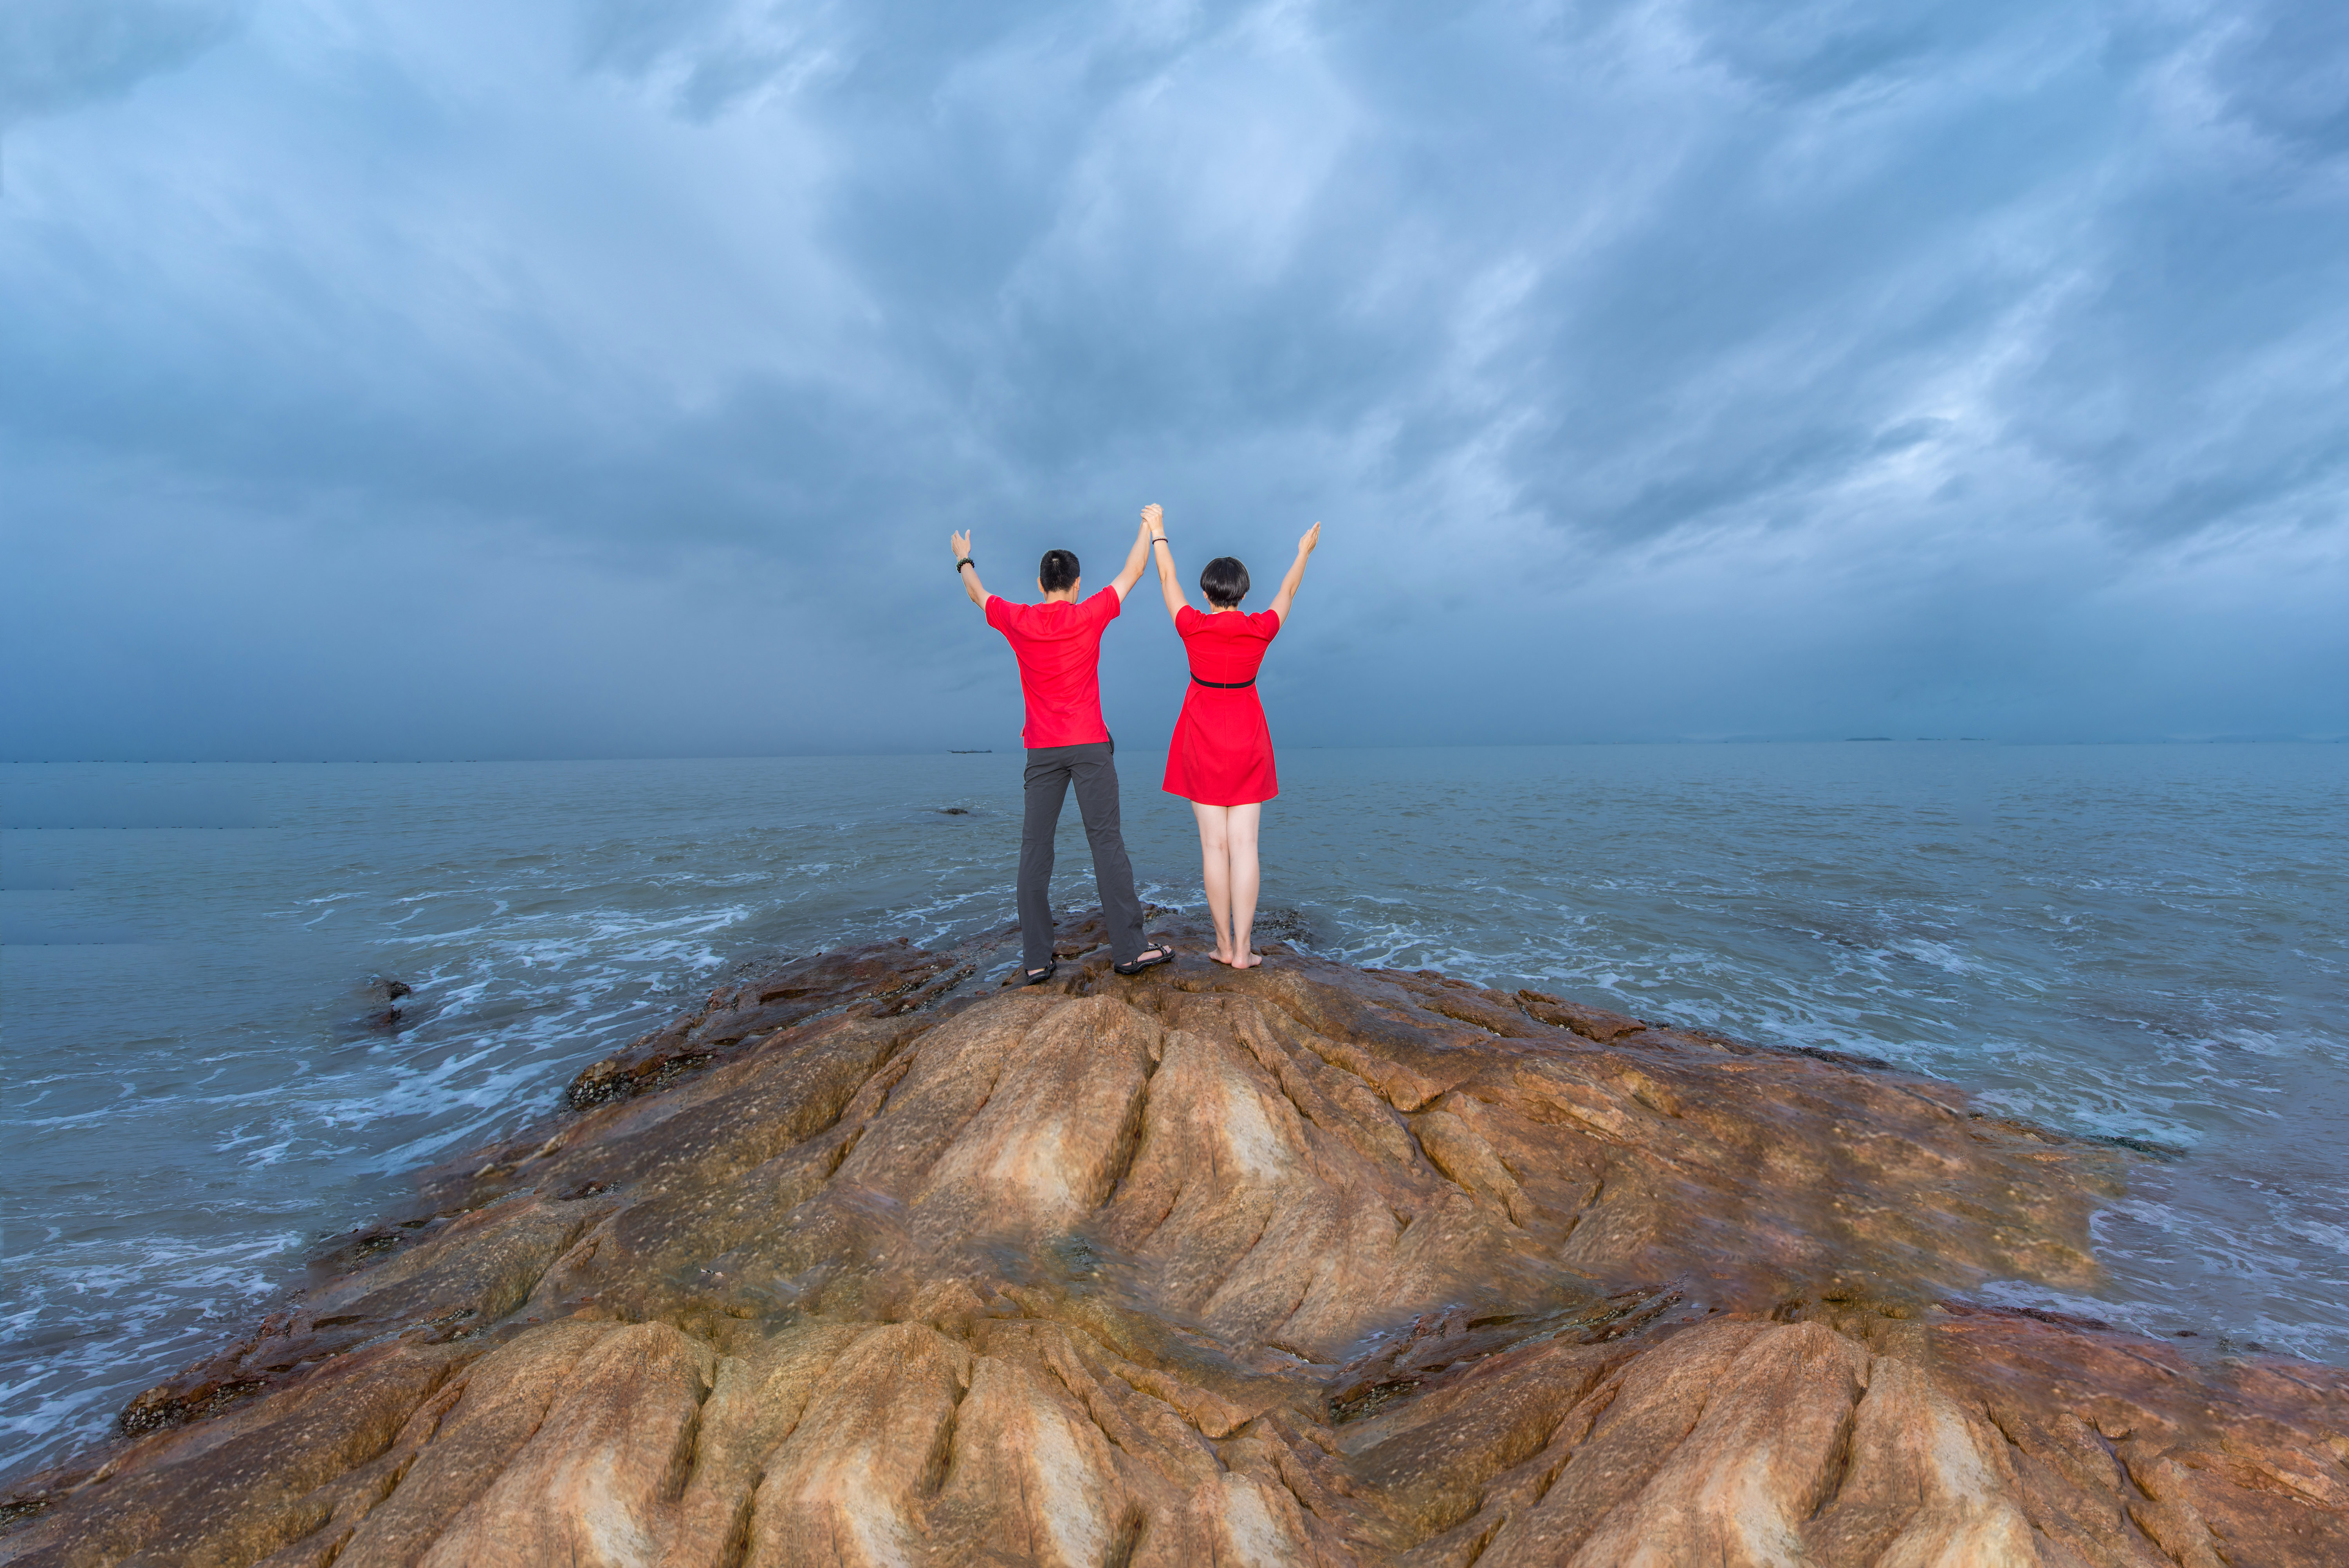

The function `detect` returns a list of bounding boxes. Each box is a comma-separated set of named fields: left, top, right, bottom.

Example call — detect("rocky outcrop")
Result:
left=6, top=918, right=2346, bottom=1566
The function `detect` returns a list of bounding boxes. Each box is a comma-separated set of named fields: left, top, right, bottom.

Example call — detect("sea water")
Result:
left=3, top=745, right=2345, bottom=1478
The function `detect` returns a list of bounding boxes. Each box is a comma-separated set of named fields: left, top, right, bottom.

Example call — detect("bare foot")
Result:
left=1210, top=949, right=1237, bottom=966
left=1234, top=950, right=1263, bottom=969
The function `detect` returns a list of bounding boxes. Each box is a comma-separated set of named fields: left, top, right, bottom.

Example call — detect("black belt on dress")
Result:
left=1191, top=675, right=1256, bottom=688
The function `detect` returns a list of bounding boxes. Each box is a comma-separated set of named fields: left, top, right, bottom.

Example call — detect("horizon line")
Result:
left=7, top=735, right=2349, bottom=766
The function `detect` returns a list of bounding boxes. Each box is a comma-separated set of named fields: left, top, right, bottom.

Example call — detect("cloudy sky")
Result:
left=4, top=0, right=2346, bottom=759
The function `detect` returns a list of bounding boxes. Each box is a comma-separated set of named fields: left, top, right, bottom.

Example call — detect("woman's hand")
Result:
left=1270, top=523, right=1318, bottom=624
left=1147, top=503, right=1187, bottom=621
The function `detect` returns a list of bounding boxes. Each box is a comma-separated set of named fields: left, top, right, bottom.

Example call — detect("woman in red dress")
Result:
left=1144, top=504, right=1322, bottom=967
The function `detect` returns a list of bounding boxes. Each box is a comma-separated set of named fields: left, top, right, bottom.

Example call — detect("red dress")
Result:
left=1163, top=606, right=1281, bottom=806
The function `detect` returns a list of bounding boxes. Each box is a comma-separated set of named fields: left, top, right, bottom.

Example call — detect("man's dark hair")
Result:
left=1039, top=549, right=1081, bottom=594
left=1200, top=556, right=1250, bottom=608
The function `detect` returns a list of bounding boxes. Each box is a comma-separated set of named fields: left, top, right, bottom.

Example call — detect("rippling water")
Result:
left=4, top=745, right=2345, bottom=1479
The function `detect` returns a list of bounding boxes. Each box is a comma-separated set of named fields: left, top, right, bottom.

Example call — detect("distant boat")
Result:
left=949, top=749, right=992, bottom=754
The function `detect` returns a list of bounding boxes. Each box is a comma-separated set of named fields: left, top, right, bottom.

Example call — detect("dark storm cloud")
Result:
left=0, top=0, right=243, bottom=128
left=3, top=0, right=2346, bottom=760
left=2205, top=3, right=2349, bottom=160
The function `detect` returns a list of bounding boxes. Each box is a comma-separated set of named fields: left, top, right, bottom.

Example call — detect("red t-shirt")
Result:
left=985, top=588, right=1123, bottom=748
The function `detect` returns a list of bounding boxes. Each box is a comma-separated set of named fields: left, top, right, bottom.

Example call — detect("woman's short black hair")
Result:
left=1038, top=549, right=1081, bottom=593
left=1200, top=556, right=1249, bottom=607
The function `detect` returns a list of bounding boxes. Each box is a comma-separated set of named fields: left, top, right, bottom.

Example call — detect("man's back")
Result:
left=950, top=512, right=1170, bottom=980
left=985, top=588, right=1122, bottom=748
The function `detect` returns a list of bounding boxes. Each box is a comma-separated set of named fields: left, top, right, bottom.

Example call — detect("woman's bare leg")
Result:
left=1227, top=803, right=1263, bottom=967
left=1192, top=802, right=1236, bottom=963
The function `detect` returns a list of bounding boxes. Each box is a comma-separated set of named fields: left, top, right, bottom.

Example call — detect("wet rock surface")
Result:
left=7, top=916, right=2346, bottom=1566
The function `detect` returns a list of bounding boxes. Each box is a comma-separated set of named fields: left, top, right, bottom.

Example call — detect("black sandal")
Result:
left=1019, top=962, right=1057, bottom=986
left=1113, top=944, right=1174, bottom=976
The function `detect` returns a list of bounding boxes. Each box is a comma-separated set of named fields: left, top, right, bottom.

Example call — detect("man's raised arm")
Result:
left=951, top=529, right=991, bottom=608
left=1109, top=513, right=1154, bottom=601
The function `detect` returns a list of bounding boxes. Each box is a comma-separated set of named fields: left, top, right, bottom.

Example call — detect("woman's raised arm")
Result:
left=1146, top=503, right=1188, bottom=623
left=1267, top=522, right=1321, bottom=623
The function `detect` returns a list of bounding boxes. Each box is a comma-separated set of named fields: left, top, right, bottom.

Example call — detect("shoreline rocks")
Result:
left=5, top=916, right=2346, bottom=1565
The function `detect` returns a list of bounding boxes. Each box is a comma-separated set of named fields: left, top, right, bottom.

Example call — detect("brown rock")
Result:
left=565, top=940, right=965, bottom=1110
left=7, top=920, right=2345, bottom=1566
left=416, top=1321, right=712, bottom=1568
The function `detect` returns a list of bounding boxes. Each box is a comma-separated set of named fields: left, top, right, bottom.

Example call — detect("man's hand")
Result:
left=1141, top=503, right=1164, bottom=538
left=1111, top=511, right=1155, bottom=601
left=951, top=529, right=989, bottom=608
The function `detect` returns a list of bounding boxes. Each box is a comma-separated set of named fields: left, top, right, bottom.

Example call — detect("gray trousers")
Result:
left=1019, top=741, right=1145, bottom=971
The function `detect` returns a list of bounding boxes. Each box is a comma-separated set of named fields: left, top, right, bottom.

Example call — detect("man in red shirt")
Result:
left=952, top=511, right=1175, bottom=984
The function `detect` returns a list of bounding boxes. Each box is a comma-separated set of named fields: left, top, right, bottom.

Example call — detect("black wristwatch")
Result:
left=956, top=557, right=976, bottom=572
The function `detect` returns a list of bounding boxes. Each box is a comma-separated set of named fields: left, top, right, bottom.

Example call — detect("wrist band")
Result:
left=956, top=558, right=975, bottom=572
left=1152, top=536, right=1168, bottom=545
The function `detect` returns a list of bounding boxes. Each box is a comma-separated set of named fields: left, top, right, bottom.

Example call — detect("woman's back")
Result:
left=1177, top=605, right=1280, bottom=683
left=1146, top=509, right=1321, bottom=968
